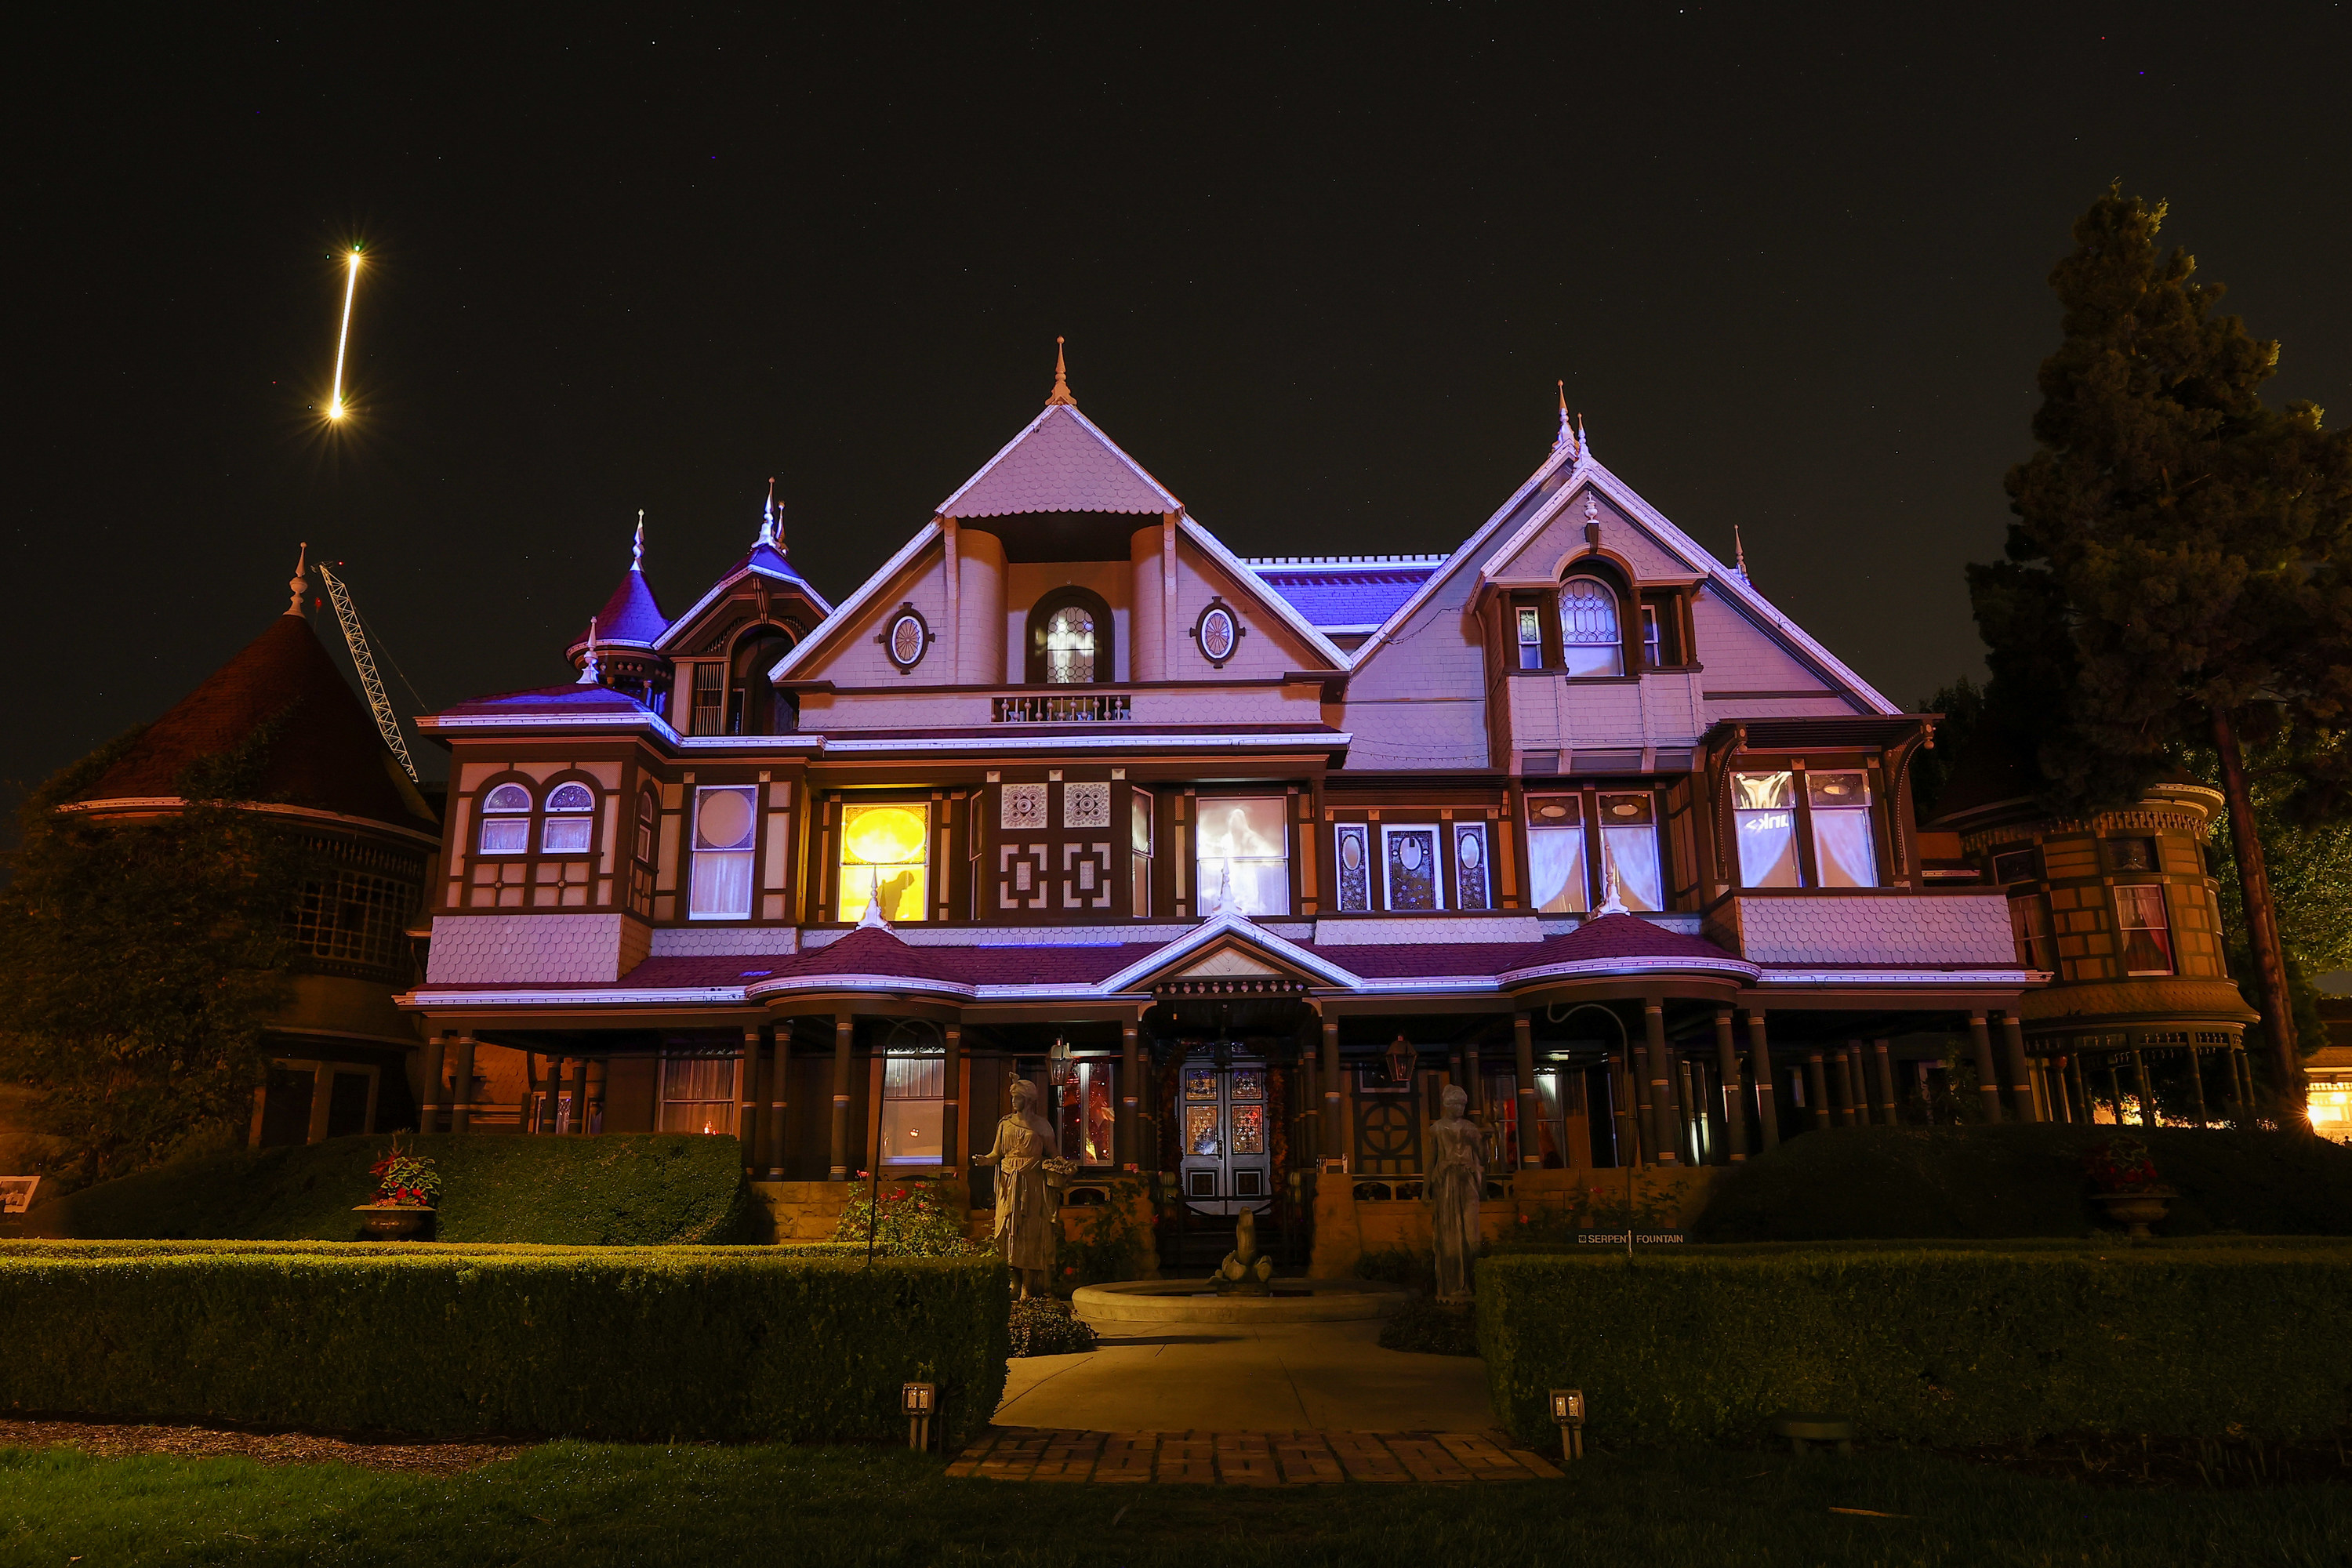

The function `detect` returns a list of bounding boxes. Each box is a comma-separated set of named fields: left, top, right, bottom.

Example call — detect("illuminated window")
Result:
left=1197, top=797, right=1289, bottom=917
left=838, top=802, right=929, bottom=923
left=1597, top=793, right=1663, bottom=910
left=1058, top=1061, right=1116, bottom=1166
left=1558, top=578, right=1623, bottom=677
left=659, top=1055, right=735, bottom=1134
left=2310, top=1081, right=2352, bottom=1145
left=2114, top=884, right=2174, bottom=976
left=1044, top=606, right=1096, bottom=684
left=880, top=1055, right=946, bottom=1165
left=1526, top=795, right=1588, bottom=913
left=1516, top=605, right=1544, bottom=670
left=478, top=782, right=532, bottom=854
left=541, top=781, right=594, bottom=853
left=689, top=786, right=758, bottom=920
left=1806, top=771, right=1876, bottom=887
left=1731, top=771, right=1800, bottom=887
left=2009, top=895, right=2056, bottom=970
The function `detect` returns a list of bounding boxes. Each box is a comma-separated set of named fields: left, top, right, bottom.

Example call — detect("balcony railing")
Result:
left=993, top=692, right=1133, bottom=723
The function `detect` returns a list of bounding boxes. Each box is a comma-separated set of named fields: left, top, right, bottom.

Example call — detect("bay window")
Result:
left=1197, top=797, right=1289, bottom=917
left=689, top=786, right=758, bottom=919
left=1730, top=764, right=1885, bottom=889
left=1526, top=790, right=1664, bottom=912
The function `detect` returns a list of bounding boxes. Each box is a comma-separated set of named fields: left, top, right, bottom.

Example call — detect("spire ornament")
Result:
left=286, top=543, right=308, bottom=616
left=857, top=866, right=893, bottom=930
left=1554, top=381, right=1577, bottom=456
left=632, top=510, right=645, bottom=572
left=577, top=616, right=603, bottom=684
left=1733, top=524, right=1750, bottom=582
left=1045, top=336, right=1076, bottom=407
left=1595, top=853, right=1629, bottom=918
left=757, top=479, right=782, bottom=550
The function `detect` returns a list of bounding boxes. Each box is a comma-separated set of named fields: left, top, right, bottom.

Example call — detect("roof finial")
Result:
left=286, top=542, right=308, bottom=616
left=1595, top=849, right=1629, bottom=918
left=1732, top=524, right=1749, bottom=582
left=1576, top=413, right=1589, bottom=460
left=577, top=616, right=602, bottom=684
left=1554, top=381, right=1576, bottom=455
left=857, top=866, right=893, bottom=930
left=1045, top=336, right=1076, bottom=407
left=631, top=510, right=645, bottom=572
left=757, top=479, right=782, bottom=550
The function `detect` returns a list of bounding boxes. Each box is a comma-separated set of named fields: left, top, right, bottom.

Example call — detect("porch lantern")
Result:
left=1550, top=1388, right=1586, bottom=1462
left=902, top=1380, right=938, bottom=1452
left=1385, top=1034, right=1417, bottom=1087
left=1047, top=1035, right=1076, bottom=1090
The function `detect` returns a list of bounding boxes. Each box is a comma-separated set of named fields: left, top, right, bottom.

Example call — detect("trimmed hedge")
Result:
left=1480, top=1243, right=2352, bottom=1448
left=1692, top=1125, right=2352, bottom=1242
left=0, top=1243, right=1007, bottom=1444
left=29, top=1134, right=758, bottom=1245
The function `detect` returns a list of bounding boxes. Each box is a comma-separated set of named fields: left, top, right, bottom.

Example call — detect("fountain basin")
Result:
left=1071, top=1278, right=1410, bottom=1324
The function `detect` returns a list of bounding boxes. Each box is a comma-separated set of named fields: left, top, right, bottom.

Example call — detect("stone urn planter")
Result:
left=2092, top=1187, right=2175, bottom=1240
left=354, top=1204, right=434, bottom=1240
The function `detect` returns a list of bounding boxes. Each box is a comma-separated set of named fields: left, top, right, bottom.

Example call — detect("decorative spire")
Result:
left=1045, top=336, right=1076, bottom=406
left=1553, top=381, right=1577, bottom=456
left=577, top=616, right=602, bottom=684
left=631, top=510, right=644, bottom=572
left=1595, top=851, right=1629, bottom=918
left=286, top=543, right=308, bottom=616
left=1732, top=524, right=1749, bottom=582
left=757, top=479, right=781, bottom=550
left=857, top=866, right=893, bottom=930
left=1577, top=413, right=1589, bottom=460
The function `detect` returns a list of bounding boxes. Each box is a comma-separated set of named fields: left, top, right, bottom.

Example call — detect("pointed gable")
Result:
left=939, top=404, right=1183, bottom=518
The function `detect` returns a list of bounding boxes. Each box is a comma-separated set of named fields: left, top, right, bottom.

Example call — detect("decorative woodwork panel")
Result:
left=998, top=843, right=1049, bottom=909
left=1061, top=841, right=1114, bottom=909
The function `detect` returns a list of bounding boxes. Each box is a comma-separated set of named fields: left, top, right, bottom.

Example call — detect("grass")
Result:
left=1, top=1439, right=2345, bottom=1566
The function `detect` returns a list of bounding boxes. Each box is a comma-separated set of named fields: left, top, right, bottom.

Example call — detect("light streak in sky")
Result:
left=327, top=249, right=361, bottom=421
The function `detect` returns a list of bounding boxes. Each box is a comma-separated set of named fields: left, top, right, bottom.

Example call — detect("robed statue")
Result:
left=1427, top=1083, right=1484, bottom=1307
left=974, top=1076, right=1058, bottom=1298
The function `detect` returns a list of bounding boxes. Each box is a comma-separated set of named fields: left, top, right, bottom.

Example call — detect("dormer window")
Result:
left=1559, top=578, right=1624, bottom=677
left=478, top=782, right=532, bottom=854
left=1045, top=607, right=1095, bottom=683
left=541, top=782, right=595, bottom=852
left=1025, top=589, right=1116, bottom=684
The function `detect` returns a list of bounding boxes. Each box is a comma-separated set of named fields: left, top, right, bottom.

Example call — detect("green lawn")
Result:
left=2, top=1439, right=2343, bottom=1567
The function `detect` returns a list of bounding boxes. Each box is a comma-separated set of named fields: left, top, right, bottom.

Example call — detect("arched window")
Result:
left=542, top=781, right=596, bottom=853
left=634, top=789, right=658, bottom=866
left=1025, top=589, right=1116, bottom=684
left=728, top=627, right=798, bottom=735
left=479, top=782, right=532, bottom=854
left=1558, top=577, right=1624, bottom=677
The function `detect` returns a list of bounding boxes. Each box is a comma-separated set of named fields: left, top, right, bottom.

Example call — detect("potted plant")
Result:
left=354, top=1138, right=441, bottom=1240
left=2084, top=1134, right=2173, bottom=1239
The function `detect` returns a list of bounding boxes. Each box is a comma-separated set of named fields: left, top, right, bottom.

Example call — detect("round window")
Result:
left=889, top=612, right=926, bottom=668
left=1199, top=605, right=1237, bottom=662
left=546, top=782, right=594, bottom=812
left=483, top=783, right=532, bottom=813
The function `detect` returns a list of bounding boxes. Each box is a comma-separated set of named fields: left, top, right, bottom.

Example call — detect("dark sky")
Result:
left=13, top=5, right=2349, bottom=788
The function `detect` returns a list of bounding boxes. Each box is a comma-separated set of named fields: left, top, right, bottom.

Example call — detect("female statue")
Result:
left=973, top=1076, right=1058, bottom=1298
left=1427, top=1083, right=1484, bottom=1306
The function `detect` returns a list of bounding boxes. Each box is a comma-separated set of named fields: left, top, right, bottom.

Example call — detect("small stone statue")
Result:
left=1213, top=1207, right=1276, bottom=1295
left=1427, top=1083, right=1484, bottom=1307
left=973, top=1077, right=1058, bottom=1298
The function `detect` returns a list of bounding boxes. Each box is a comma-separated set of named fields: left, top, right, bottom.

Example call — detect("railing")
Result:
left=992, top=691, right=1133, bottom=723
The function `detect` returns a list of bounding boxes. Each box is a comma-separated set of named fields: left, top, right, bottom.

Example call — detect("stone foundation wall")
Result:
left=750, top=1179, right=857, bottom=1243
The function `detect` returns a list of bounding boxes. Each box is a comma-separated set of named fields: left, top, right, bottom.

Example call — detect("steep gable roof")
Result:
left=938, top=404, right=1183, bottom=517
left=652, top=539, right=834, bottom=655
left=76, top=612, right=438, bottom=833
left=1246, top=556, right=1447, bottom=632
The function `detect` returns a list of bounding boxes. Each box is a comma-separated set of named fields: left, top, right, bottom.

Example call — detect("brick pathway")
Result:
left=947, top=1428, right=1564, bottom=1485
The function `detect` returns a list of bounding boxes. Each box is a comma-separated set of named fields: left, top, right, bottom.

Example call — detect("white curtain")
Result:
left=1810, top=810, right=1877, bottom=887
left=1735, top=811, right=1799, bottom=887
left=1601, top=826, right=1664, bottom=911
left=690, top=850, right=754, bottom=918
left=1528, top=828, right=1588, bottom=913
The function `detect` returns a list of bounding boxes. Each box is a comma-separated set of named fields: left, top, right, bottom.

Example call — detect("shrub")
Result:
left=831, top=1178, right=978, bottom=1257
left=0, top=1243, right=1008, bottom=1445
left=1479, top=1243, right=2352, bottom=1448
left=1377, top=1298, right=1479, bottom=1356
left=1054, top=1179, right=1154, bottom=1294
left=1008, top=1296, right=1098, bottom=1357
left=31, top=1134, right=757, bottom=1245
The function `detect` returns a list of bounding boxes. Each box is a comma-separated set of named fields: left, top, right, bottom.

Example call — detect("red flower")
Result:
left=1063, top=1266, right=1076, bottom=1275
left=1518, top=1214, right=1530, bottom=1224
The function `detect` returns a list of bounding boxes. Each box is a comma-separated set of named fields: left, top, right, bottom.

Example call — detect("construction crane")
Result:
left=314, top=563, right=420, bottom=782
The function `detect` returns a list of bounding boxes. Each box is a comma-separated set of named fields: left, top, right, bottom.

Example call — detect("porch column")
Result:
left=1745, top=1010, right=1780, bottom=1151
left=769, top=1026, right=792, bottom=1176
left=570, top=1055, right=590, bottom=1134
left=2187, top=1044, right=2209, bottom=1126
left=2131, top=1048, right=2156, bottom=1127
left=1320, top=1014, right=1343, bottom=1161
left=1513, top=1012, right=1541, bottom=1170
left=1805, top=1051, right=1831, bottom=1131
left=1642, top=999, right=1679, bottom=1165
left=945, top=1022, right=965, bottom=1173
left=2107, top=1058, right=2126, bottom=1123
left=448, top=1035, right=477, bottom=1133
left=1968, top=1013, right=2004, bottom=1123
left=1714, top=1009, right=1748, bottom=1163
left=1611, top=1044, right=1642, bottom=1167
left=2001, top=1014, right=2040, bottom=1123
left=419, top=1033, right=446, bottom=1134
left=1117, top=1018, right=1138, bottom=1170
left=830, top=1012, right=855, bottom=1180
left=1833, top=1045, right=1858, bottom=1127
left=1465, top=1040, right=1484, bottom=1117
left=739, top=1028, right=764, bottom=1168
left=1872, top=1039, right=1898, bottom=1125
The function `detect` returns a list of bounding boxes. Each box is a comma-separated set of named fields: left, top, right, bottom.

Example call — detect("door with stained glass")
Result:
left=1178, top=1059, right=1272, bottom=1216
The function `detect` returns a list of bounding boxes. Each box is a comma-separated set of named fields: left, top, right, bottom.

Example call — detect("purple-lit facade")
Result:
left=399, top=373, right=2049, bottom=1207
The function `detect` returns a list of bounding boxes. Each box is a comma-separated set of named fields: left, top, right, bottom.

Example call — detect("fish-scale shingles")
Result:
left=1737, top=895, right=2016, bottom=966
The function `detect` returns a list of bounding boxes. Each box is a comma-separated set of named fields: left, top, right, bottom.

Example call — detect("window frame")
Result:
left=539, top=779, right=598, bottom=855
left=1523, top=786, right=1668, bottom=912
left=476, top=778, right=536, bottom=857
left=2113, top=882, right=2176, bottom=977
left=1556, top=575, right=1627, bottom=678
left=1194, top=793, right=1291, bottom=918
left=1724, top=756, right=1889, bottom=891
left=688, top=783, right=760, bottom=921
left=835, top=796, right=933, bottom=924
left=1024, top=587, right=1116, bottom=685
left=658, top=1053, right=738, bottom=1135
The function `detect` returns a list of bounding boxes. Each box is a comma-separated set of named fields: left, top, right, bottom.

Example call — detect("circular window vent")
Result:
left=880, top=605, right=931, bottom=671
left=1192, top=601, right=1243, bottom=666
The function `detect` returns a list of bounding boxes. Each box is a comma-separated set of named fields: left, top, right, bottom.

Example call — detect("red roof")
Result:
left=78, top=613, right=437, bottom=833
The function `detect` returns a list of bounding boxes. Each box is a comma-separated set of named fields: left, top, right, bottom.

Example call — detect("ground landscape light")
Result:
left=902, top=1381, right=938, bottom=1453
left=1551, top=1388, right=1586, bottom=1462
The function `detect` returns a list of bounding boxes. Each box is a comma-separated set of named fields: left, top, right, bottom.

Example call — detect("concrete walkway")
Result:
left=995, top=1319, right=1497, bottom=1434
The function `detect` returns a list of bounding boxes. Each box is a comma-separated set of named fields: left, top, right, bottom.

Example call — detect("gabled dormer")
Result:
left=653, top=488, right=835, bottom=735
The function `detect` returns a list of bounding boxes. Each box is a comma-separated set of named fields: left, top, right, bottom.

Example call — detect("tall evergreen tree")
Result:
left=1969, top=188, right=2352, bottom=1123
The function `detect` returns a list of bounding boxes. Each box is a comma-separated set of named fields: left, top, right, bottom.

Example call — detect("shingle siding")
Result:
left=1730, top=894, right=2016, bottom=966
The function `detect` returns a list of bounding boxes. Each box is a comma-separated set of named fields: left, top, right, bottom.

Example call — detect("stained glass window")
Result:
left=1559, top=578, right=1624, bottom=677
left=1186, top=1105, right=1221, bottom=1156
left=1044, top=606, right=1095, bottom=684
left=1184, top=1065, right=1218, bottom=1101
left=1230, top=1067, right=1265, bottom=1102
left=1232, top=1104, right=1265, bottom=1154
left=1382, top=825, right=1442, bottom=912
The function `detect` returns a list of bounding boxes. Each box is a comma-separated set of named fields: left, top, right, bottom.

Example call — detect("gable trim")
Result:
left=938, top=403, right=1184, bottom=517
left=653, top=559, right=837, bottom=655
left=1178, top=518, right=1352, bottom=673
left=1096, top=911, right=1363, bottom=993
left=765, top=521, right=946, bottom=683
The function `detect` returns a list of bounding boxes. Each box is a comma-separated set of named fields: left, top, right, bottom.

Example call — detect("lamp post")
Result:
left=1549, top=1388, right=1586, bottom=1462
left=902, top=1380, right=938, bottom=1452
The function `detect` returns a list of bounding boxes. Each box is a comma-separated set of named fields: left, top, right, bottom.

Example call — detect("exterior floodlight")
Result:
left=902, top=1380, right=938, bottom=1452
left=1550, top=1388, right=1586, bottom=1461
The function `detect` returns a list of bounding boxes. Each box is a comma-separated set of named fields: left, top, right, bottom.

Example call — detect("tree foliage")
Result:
left=0, top=724, right=305, bottom=1189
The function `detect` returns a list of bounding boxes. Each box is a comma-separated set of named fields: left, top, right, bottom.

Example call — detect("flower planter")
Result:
left=353, top=1204, right=434, bottom=1240
left=2092, top=1188, right=2174, bottom=1240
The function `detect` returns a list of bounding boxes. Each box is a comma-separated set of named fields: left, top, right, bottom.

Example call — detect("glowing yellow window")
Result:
left=839, top=802, right=930, bottom=923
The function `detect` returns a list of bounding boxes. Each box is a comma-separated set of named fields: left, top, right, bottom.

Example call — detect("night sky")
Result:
left=13, top=6, right=2349, bottom=789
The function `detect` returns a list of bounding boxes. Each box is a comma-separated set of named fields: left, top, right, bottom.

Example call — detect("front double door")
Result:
left=1178, top=1058, right=1272, bottom=1216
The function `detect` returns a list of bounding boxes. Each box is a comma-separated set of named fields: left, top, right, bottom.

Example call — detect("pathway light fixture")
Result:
left=902, top=1381, right=938, bottom=1452
left=1550, top=1388, right=1586, bottom=1461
